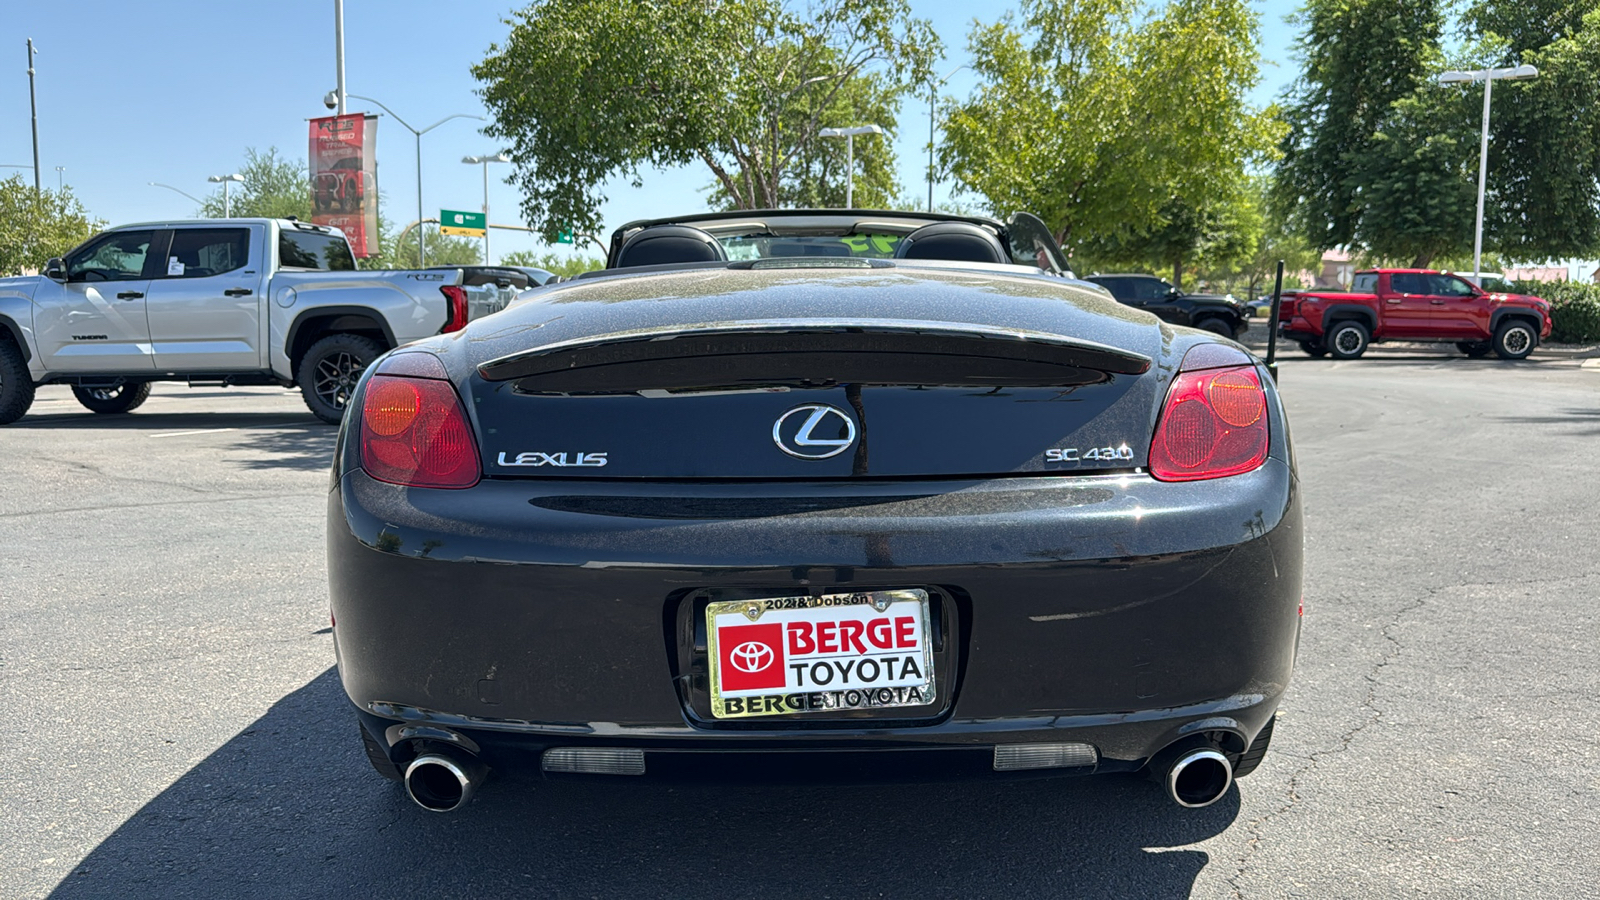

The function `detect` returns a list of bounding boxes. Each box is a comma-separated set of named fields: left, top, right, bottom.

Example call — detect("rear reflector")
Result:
left=1149, top=364, right=1269, bottom=482
left=359, top=374, right=480, bottom=489
left=993, top=743, right=1098, bottom=771
left=541, top=747, right=646, bottom=776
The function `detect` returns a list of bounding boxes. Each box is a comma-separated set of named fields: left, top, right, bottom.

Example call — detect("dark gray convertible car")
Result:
left=327, top=210, right=1302, bottom=813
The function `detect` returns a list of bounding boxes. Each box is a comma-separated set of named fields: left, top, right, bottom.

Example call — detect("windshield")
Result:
left=716, top=233, right=904, bottom=261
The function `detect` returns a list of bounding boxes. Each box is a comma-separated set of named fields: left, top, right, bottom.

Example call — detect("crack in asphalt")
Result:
left=1218, top=567, right=1598, bottom=896
left=1223, top=589, right=1429, bottom=899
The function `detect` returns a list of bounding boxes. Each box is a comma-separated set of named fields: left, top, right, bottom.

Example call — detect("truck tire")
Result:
left=1492, top=320, right=1537, bottom=361
left=299, top=333, right=384, bottom=424
left=0, top=337, right=36, bottom=426
left=1456, top=341, right=1492, bottom=358
left=71, top=383, right=152, bottom=414
left=1298, top=340, right=1328, bottom=358
left=1196, top=317, right=1236, bottom=338
left=1326, top=320, right=1369, bottom=359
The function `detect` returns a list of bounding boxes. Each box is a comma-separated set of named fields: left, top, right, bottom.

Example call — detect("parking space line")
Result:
left=148, top=428, right=239, bottom=439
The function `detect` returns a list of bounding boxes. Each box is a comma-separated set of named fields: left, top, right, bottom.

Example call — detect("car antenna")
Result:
left=1263, top=260, right=1284, bottom=383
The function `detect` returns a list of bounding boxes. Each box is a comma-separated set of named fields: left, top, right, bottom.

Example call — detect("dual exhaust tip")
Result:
left=400, top=742, right=1233, bottom=812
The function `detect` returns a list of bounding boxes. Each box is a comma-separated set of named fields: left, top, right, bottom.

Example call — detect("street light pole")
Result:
left=347, top=93, right=482, bottom=266
left=27, top=39, right=41, bottom=192
left=462, top=153, right=511, bottom=264
left=1437, top=64, right=1539, bottom=278
left=333, top=0, right=346, bottom=115
left=208, top=173, right=244, bottom=217
left=54, top=166, right=64, bottom=192
left=819, top=125, right=885, bottom=209
left=148, top=182, right=204, bottom=205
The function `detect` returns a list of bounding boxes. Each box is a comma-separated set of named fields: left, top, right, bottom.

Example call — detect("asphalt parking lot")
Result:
left=4, top=348, right=1599, bottom=899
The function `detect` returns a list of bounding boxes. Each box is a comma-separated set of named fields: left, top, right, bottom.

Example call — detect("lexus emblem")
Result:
left=729, top=641, right=775, bottom=673
left=773, top=404, right=857, bottom=459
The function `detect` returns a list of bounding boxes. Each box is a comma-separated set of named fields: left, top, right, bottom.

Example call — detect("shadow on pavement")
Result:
left=49, top=669, right=1240, bottom=899
left=226, top=427, right=338, bottom=472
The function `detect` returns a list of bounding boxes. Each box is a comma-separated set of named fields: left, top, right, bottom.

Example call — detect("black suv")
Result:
left=1084, top=274, right=1249, bottom=339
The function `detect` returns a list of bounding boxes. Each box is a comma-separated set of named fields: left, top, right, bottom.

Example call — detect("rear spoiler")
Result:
left=477, top=319, right=1152, bottom=388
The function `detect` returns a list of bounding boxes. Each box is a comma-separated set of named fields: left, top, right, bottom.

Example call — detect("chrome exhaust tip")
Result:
left=1163, top=747, right=1233, bottom=809
left=404, top=752, right=487, bottom=813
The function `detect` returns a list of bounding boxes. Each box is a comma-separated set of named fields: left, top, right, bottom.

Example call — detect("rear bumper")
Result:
left=330, top=461, right=1302, bottom=774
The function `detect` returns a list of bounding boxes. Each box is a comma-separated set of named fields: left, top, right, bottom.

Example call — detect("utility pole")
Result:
left=27, top=39, right=41, bottom=192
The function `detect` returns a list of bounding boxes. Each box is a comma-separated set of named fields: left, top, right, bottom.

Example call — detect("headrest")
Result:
left=894, top=222, right=1008, bottom=265
left=615, top=225, right=728, bottom=268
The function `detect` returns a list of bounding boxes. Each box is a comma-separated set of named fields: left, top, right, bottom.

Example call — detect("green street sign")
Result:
left=440, top=209, right=486, bottom=237
left=556, top=228, right=575, bottom=245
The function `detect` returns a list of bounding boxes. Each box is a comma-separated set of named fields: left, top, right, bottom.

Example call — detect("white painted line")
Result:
left=1580, top=358, right=1600, bottom=370
left=148, top=428, right=238, bottom=439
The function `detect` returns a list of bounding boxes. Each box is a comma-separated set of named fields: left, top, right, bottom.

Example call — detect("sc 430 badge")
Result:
left=1046, top=444, right=1133, bottom=463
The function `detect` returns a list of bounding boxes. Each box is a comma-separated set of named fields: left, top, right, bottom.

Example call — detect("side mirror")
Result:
left=44, top=258, right=67, bottom=281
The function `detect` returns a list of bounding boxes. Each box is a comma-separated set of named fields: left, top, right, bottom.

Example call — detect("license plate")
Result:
left=706, top=589, right=936, bottom=719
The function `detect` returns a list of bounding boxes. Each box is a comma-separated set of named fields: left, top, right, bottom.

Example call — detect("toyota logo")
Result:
left=773, top=404, right=857, bottom=459
left=729, top=641, right=775, bottom=673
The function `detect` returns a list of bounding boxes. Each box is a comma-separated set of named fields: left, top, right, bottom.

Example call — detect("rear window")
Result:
left=279, top=229, right=356, bottom=270
left=1351, top=273, right=1378, bottom=293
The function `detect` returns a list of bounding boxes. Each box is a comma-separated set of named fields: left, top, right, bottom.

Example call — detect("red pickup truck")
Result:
left=1279, top=269, right=1552, bottom=360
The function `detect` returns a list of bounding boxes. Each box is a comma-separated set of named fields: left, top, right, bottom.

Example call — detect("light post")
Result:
left=344, top=93, right=482, bottom=266
left=818, top=124, right=885, bottom=208
left=54, top=166, right=64, bottom=192
left=462, top=153, right=511, bottom=264
left=927, top=64, right=967, bottom=212
left=1437, top=64, right=1539, bottom=278
left=27, top=39, right=41, bottom=192
left=207, top=173, right=244, bottom=217
left=148, top=182, right=204, bottom=206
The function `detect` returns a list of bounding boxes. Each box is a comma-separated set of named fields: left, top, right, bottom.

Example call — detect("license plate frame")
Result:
left=706, top=589, right=937, bottom=720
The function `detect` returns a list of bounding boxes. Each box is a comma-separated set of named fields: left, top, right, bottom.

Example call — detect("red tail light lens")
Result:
left=359, top=374, right=480, bottom=488
left=440, top=285, right=469, bottom=334
left=1149, top=364, right=1269, bottom=482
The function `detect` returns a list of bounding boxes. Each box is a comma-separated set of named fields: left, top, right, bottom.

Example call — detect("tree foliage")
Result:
left=0, top=175, right=103, bottom=275
left=939, top=0, right=1275, bottom=281
left=1277, top=0, right=1600, bottom=266
left=475, top=0, right=940, bottom=240
left=367, top=224, right=482, bottom=269
left=498, top=250, right=605, bottom=277
left=198, top=147, right=313, bottom=220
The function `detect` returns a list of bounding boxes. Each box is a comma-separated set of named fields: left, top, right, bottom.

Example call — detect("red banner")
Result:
left=308, top=114, right=379, bottom=257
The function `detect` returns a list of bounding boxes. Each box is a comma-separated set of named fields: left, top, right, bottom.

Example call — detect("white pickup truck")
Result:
left=0, top=218, right=533, bottom=424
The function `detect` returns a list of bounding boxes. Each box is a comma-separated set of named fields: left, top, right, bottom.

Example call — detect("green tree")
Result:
left=475, top=0, right=940, bottom=240
left=198, top=147, right=313, bottom=220
left=1275, top=0, right=1449, bottom=259
left=0, top=175, right=103, bottom=275
left=366, top=223, right=482, bottom=269
left=940, top=0, right=1276, bottom=268
left=1199, top=175, right=1320, bottom=295
left=498, top=250, right=605, bottom=277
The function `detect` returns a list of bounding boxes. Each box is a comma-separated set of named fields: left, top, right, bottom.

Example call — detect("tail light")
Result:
left=440, top=285, right=469, bottom=334
left=359, top=356, right=479, bottom=488
left=1149, top=359, right=1269, bottom=482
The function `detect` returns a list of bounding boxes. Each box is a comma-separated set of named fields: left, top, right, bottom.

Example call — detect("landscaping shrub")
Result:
left=1511, top=281, right=1600, bottom=343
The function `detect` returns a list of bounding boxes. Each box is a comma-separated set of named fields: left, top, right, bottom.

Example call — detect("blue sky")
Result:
left=1, top=1, right=1303, bottom=265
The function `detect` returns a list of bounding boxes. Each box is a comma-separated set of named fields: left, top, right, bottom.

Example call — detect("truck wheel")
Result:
left=1456, top=341, right=1492, bottom=358
left=299, top=333, right=384, bottom=424
left=1196, top=317, right=1235, bottom=338
left=1326, top=320, right=1369, bottom=359
left=71, top=382, right=152, bottom=414
left=0, top=338, right=36, bottom=426
left=1492, top=320, right=1537, bottom=360
left=1231, top=714, right=1276, bottom=779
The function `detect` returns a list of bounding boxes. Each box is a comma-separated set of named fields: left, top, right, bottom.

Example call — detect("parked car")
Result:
left=0, top=219, right=517, bottom=425
left=1083, top=274, right=1251, bottom=339
left=1279, top=269, right=1552, bottom=360
left=328, top=209, right=1303, bottom=814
